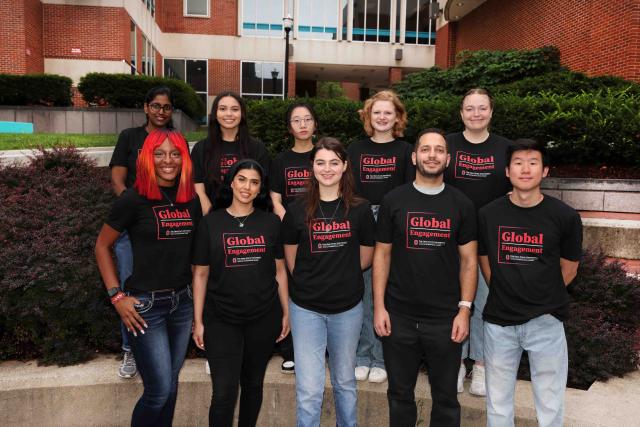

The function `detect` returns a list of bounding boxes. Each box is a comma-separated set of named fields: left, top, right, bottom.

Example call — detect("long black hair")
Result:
left=204, top=91, right=253, bottom=191
left=144, top=86, right=175, bottom=129
left=216, top=159, right=272, bottom=212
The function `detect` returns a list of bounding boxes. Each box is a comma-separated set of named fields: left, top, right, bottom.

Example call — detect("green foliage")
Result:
left=316, top=81, right=346, bottom=99
left=0, top=73, right=72, bottom=106
left=78, top=73, right=205, bottom=120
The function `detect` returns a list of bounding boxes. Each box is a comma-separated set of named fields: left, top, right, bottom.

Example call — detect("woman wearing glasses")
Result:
left=108, top=86, right=176, bottom=380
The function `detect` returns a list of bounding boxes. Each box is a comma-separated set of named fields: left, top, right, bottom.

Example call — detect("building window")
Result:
left=405, top=0, right=436, bottom=45
left=164, top=58, right=208, bottom=122
left=185, top=0, right=209, bottom=17
left=297, top=0, right=340, bottom=40
left=242, top=0, right=284, bottom=37
left=241, top=61, right=284, bottom=99
left=352, top=0, right=392, bottom=42
left=141, top=0, right=155, bottom=16
left=130, top=21, right=137, bottom=75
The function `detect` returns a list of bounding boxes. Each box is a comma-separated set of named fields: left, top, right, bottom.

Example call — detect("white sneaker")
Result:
left=205, top=361, right=211, bottom=375
left=457, top=363, right=466, bottom=393
left=355, top=366, right=370, bottom=381
left=469, top=364, right=486, bottom=396
left=368, top=367, right=387, bottom=383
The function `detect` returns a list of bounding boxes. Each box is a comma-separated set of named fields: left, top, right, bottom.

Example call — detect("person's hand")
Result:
left=114, top=296, right=147, bottom=337
left=451, top=309, right=471, bottom=343
left=192, top=321, right=205, bottom=350
left=374, top=306, right=392, bottom=337
left=276, top=314, right=290, bottom=343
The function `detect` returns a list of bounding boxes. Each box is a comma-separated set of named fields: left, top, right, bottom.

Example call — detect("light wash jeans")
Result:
left=461, top=266, right=488, bottom=362
left=289, top=300, right=363, bottom=427
left=356, top=205, right=384, bottom=369
left=114, top=231, right=133, bottom=352
left=484, top=314, right=568, bottom=427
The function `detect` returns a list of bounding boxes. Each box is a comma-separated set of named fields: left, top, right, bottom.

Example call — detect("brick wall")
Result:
left=24, top=0, right=44, bottom=73
left=287, top=62, right=296, bottom=98
left=209, top=59, right=241, bottom=95
left=341, top=82, right=360, bottom=101
left=388, top=67, right=403, bottom=85
left=434, top=22, right=456, bottom=69
left=156, top=0, right=237, bottom=35
left=452, top=0, right=640, bottom=82
left=43, top=5, right=129, bottom=61
left=0, top=0, right=44, bottom=74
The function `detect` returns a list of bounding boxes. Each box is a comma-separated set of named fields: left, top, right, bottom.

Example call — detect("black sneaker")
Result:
left=281, top=360, right=295, bottom=374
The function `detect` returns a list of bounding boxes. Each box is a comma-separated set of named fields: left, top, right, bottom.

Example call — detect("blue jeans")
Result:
left=461, top=266, right=488, bottom=362
left=127, top=286, right=194, bottom=427
left=356, top=205, right=384, bottom=369
left=484, top=314, right=568, bottom=427
left=114, top=231, right=133, bottom=352
left=289, top=300, right=363, bottom=427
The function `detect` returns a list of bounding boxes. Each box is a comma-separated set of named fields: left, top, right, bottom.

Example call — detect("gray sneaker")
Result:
left=118, top=351, right=137, bottom=378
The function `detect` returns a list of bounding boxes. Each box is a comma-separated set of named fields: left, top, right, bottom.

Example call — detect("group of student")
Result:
left=94, top=85, right=582, bottom=427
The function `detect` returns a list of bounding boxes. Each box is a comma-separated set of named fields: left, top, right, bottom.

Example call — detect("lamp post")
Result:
left=283, top=14, right=293, bottom=98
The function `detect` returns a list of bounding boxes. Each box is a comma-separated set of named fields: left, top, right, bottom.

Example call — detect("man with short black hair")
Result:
left=373, top=129, right=478, bottom=426
left=478, top=139, right=583, bottom=427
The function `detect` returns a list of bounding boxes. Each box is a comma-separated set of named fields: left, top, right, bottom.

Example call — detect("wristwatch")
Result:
left=107, top=287, right=122, bottom=298
left=458, top=300, right=473, bottom=309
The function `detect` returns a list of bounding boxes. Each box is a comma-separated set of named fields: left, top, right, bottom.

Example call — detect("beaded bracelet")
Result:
left=110, top=292, right=126, bottom=305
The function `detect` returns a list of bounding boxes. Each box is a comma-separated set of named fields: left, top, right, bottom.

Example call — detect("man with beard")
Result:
left=373, top=129, right=478, bottom=426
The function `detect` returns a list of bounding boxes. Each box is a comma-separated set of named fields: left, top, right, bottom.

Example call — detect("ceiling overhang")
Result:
left=444, top=0, right=487, bottom=22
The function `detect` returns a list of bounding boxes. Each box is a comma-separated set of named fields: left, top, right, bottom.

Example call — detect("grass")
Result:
left=0, top=131, right=207, bottom=150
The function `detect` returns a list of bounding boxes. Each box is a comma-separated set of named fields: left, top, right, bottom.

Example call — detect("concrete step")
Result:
left=580, top=215, right=640, bottom=260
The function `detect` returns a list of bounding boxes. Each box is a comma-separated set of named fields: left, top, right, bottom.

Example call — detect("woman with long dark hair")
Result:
left=191, top=91, right=270, bottom=215
left=108, top=85, right=175, bottom=378
left=282, top=137, right=376, bottom=427
left=192, top=159, right=289, bottom=427
left=96, top=129, right=201, bottom=426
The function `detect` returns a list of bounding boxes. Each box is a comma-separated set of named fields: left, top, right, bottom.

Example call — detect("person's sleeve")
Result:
left=375, top=196, right=394, bottom=243
left=106, top=190, right=137, bottom=232
left=561, top=209, right=583, bottom=261
left=477, top=208, right=488, bottom=256
left=281, top=210, right=299, bottom=244
left=358, top=203, right=376, bottom=246
left=269, top=155, right=284, bottom=194
left=191, top=196, right=203, bottom=228
left=457, top=196, right=478, bottom=245
left=191, top=218, right=211, bottom=266
left=403, top=143, right=415, bottom=183
left=255, top=140, right=271, bottom=178
left=109, top=130, right=130, bottom=168
left=273, top=216, right=285, bottom=259
left=191, top=140, right=206, bottom=184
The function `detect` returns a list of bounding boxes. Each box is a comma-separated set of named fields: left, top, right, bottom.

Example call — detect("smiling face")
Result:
left=312, top=148, right=347, bottom=189
left=230, top=167, right=262, bottom=205
left=370, top=100, right=398, bottom=135
left=216, top=96, right=242, bottom=134
left=289, top=106, right=316, bottom=142
left=460, top=93, right=493, bottom=133
left=506, top=149, right=549, bottom=192
left=412, top=132, right=450, bottom=178
left=154, top=138, right=182, bottom=187
left=144, top=94, right=173, bottom=130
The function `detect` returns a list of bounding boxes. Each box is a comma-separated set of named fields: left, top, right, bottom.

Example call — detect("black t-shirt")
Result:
left=192, top=209, right=283, bottom=323
left=109, top=126, right=148, bottom=188
left=347, top=138, right=415, bottom=205
left=107, top=186, right=202, bottom=291
left=282, top=198, right=376, bottom=314
left=191, top=137, right=271, bottom=203
left=376, top=183, right=477, bottom=321
left=478, top=195, right=583, bottom=326
left=444, top=132, right=512, bottom=210
left=269, top=149, right=312, bottom=208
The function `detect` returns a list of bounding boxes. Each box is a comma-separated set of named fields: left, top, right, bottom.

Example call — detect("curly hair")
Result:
left=358, top=90, right=408, bottom=138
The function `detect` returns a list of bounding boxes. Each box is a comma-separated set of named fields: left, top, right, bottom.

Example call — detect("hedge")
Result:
left=0, top=73, right=72, bottom=106
left=78, top=73, right=205, bottom=120
left=1, top=148, right=638, bottom=390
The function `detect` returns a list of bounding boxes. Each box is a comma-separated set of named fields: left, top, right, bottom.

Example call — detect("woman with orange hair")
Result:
left=95, top=129, right=201, bottom=426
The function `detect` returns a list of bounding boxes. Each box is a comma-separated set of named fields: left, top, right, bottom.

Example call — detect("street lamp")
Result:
left=283, top=14, right=293, bottom=98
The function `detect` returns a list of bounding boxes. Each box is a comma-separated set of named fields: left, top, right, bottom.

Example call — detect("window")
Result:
left=405, top=0, right=436, bottom=45
left=185, top=0, right=209, bottom=17
left=164, top=58, right=208, bottom=122
left=141, top=0, right=155, bottom=16
left=242, top=0, right=283, bottom=37
left=352, top=0, right=392, bottom=42
left=241, top=61, right=284, bottom=99
left=298, top=0, right=340, bottom=40
left=130, top=21, right=137, bottom=75
left=140, top=36, right=156, bottom=76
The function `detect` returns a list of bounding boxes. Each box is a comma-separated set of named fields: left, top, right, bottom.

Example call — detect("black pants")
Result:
left=275, top=333, right=294, bottom=361
left=203, top=304, right=282, bottom=427
left=382, top=313, right=462, bottom=427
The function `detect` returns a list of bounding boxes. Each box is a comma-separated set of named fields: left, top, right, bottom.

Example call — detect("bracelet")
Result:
left=110, top=292, right=126, bottom=305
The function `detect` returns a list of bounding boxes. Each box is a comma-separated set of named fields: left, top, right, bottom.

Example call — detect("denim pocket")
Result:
left=132, top=295, right=154, bottom=314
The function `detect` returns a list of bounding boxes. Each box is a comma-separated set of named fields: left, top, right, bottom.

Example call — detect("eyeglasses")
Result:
left=290, top=117, right=314, bottom=127
left=148, top=103, right=173, bottom=113
left=154, top=151, right=181, bottom=160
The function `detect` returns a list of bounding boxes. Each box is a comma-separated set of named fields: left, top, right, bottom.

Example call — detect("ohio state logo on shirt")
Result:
left=152, top=205, right=194, bottom=240
left=360, top=154, right=398, bottom=183
left=220, top=155, right=239, bottom=179
left=285, top=166, right=310, bottom=197
left=309, top=218, right=352, bottom=253
left=405, top=212, right=451, bottom=250
left=454, top=151, right=495, bottom=180
left=498, top=226, right=544, bottom=264
left=223, top=232, right=267, bottom=267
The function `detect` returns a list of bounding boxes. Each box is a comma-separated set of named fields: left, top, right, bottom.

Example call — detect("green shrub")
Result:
left=0, top=73, right=72, bottom=106
left=78, top=73, right=205, bottom=120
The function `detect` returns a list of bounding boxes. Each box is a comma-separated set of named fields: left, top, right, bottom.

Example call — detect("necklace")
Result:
left=227, top=208, right=253, bottom=228
left=319, top=199, right=341, bottom=220
left=159, top=188, right=174, bottom=206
